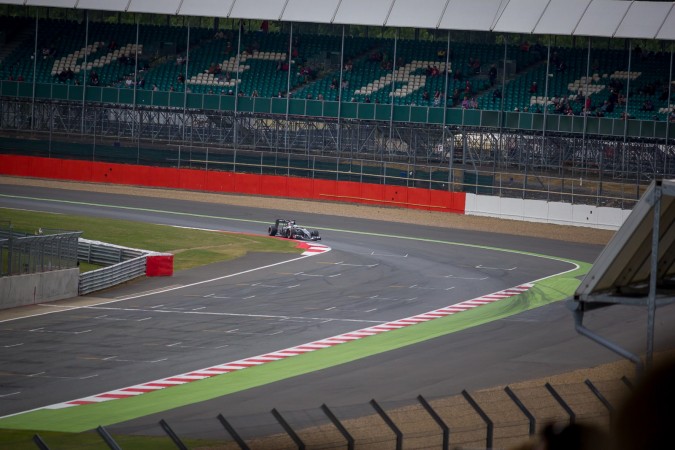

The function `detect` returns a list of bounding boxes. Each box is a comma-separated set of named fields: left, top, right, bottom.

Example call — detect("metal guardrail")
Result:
left=77, top=239, right=149, bottom=295
left=78, top=239, right=146, bottom=265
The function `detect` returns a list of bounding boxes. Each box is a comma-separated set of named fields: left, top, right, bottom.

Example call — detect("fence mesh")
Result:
left=0, top=223, right=81, bottom=276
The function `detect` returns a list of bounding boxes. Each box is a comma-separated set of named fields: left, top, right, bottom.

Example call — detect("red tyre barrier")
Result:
left=146, top=254, right=174, bottom=277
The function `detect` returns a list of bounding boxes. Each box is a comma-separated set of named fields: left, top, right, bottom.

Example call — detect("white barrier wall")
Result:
left=465, top=194, right=632, bottom=230
left=0, top=269, right=79, bottom=310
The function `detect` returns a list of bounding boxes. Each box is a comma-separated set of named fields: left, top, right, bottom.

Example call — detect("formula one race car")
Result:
left=268, top=219, right=321, bottom=241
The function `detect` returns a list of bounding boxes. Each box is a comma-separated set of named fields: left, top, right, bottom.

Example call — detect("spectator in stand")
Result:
left=461, top=95, right=471, bottom=109
left=492, top=88, right=502, bottom=103
left=422, top=90, right=430, bottom=102
left=551, top=51, right=560, bottom=66
left=520, top=41, right=530, bottom=52
left=89, top=71, right=99, bottom=86
left=641, top=99, right=654, bottom=112
left=531, top=42, right=544, bottom=60
left=488, top=64, right=497, bottom=87
left=471, top=57, right=481, bottom=74
left=529, top=81, right=538, bottom=94
left=669, top=108, right=675, bottom=123
left=451, top=88, right=460, bottom=107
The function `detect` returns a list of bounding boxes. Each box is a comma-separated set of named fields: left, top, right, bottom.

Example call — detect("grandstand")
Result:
left=0, top=1, right=673, bottom=210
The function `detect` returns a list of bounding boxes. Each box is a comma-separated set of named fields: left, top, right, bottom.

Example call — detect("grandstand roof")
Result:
left=4, top=0, right=675, bottom=40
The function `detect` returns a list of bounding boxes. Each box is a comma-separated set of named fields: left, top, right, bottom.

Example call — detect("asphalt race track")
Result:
left=1, top=183, right=674, bottom=440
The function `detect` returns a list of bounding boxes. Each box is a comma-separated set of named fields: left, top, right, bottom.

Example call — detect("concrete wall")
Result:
left=465, top=193, right=633, bottom=230
left=0, top=269, right=79, bottom=310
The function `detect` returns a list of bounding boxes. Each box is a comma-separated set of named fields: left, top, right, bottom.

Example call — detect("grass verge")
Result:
left=0, top=207, right=302, bottom=271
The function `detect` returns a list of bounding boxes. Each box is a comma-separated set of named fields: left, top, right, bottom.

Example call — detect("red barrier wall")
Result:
left=0, top=155, right=466, bottom=214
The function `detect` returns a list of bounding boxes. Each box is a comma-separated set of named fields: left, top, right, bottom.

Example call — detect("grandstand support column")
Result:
left=622, top=40, right=633, bottom=190
left=388, top=29, right=399, bottom=159
left=30, top=10, right=38, bottom=131
left=285, top=23, right=293, bottom=152
left=496, top=37, right=508, bottom=184
left=233, top=17, right=243, bottom=163
left=536, top=39, right=553, bottom=200
left=182, top=21, right=191, bottom=156
left=337, top=25, right=345, bottom=156
left=441, top=30, right=451, bottom=179
left=581, top=37, right=591, bottom=177
left=666, top=47, right=673, bottom=150
left=133, top=19, right=140, bottom=163
left=130, top=16, right=140, bottom=163
left=81, top=11, right=89, bottom=135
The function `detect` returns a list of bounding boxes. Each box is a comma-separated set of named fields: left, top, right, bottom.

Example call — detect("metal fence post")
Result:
left=159, top=419, right=188, bottom=450
left=417, top=395, right=450, bottom=450
left=96, top=425, right=122, bottom=450
left=321, top=404, right=355, bottom=450
left=370, top=399, right=402, bottom=450
left=545, top=383, right=575, bottom=425
left=271, top=408, right=305, bottom=450
left=216, top=414, right=250, bottom=450
left=504, top=386, right=536, bottom=436
left=32, top=434, right=50, bottom=450
left=584, top=379, right=615, bottom=424
left=462, top=390, right=493, bottom=449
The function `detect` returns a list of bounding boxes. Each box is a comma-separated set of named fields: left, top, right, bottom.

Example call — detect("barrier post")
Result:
left=504, top=386, right=536, bottom=436
left=159, top=419, right=188, bottom=450
left=271, top=408, right=305, bottom=450
left=545, top=383, right=576, bottom=425
left=321, top=404, right=355, bottom=450
left=417, top=395, right=450, bottom=450
left=32, top=434, right=50, bottom=450
left=96, top=425, right=122, bottom=450
left=584, top=379, right=615, bottom=424
left=462, top=390, right=493, bottom=449
left=370, top=399, right=402, bottom=450
left=216, top=413, right=250, bottom=450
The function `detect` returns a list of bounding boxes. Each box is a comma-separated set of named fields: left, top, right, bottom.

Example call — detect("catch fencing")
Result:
left=0, top=225, right=81, bottom=276
left=26, top=376, right=633, bottom=450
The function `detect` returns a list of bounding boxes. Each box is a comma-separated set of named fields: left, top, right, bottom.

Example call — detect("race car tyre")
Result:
left=268, top=226, right=277, bottom=236
left=286, top=229, right=292, bottom=239
left=311, top=230, right=319, bottom=238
